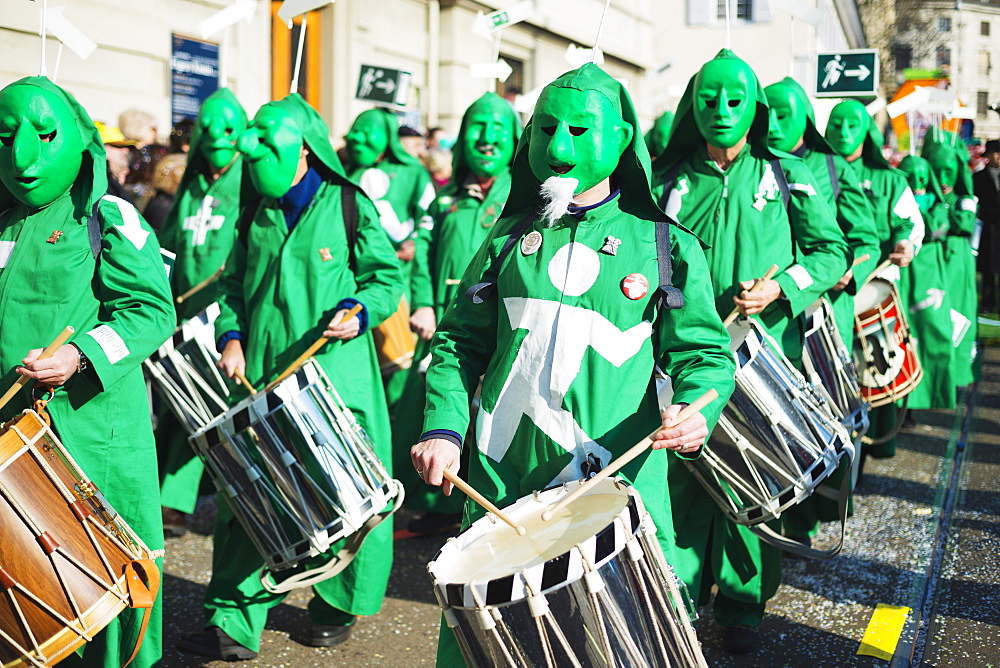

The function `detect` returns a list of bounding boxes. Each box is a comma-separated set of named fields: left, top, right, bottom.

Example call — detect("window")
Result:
left=982, top=21, right=991, bottom=36
left=978, top=91, right=990, bottom=118
left=980, top=50, right=992, bottom=76
left=937, top=47, right=952, bottom=69
left=893, top=44, right=913, bottom=72
left=715, top=0, right=752, bottom=20
left=939, top=17, right=952, bottom=32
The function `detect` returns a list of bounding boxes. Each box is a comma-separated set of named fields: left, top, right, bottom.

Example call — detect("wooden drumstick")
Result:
left=442, top=468, right=526, bottom=536
left=852, top=253, right=871, bottom=267
left=0, top=326, right=75, bottom=413
left=266, top=303, right=364, bottom=391
left=541, top=388, right=719, bottom=522
left=234, top=369, right=257, bottom=395
left=723, top=264, right=780, bottom=327
left=176, top=265, right=224, bottom=304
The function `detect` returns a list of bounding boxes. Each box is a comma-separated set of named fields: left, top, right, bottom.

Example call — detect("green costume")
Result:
left=203, top=94, right=402, bottom=652
left=645, top=110, right=675, bottom=162
left=422, top=64, right=736, bottom=665
left=0, top=77, right=174, bottom=668
left=394, top=93, right=520, bottom=515
left=895, top=155, right=955, bottom=409
left=826, top=99, right=925, bottom=459
left=156, top=88, right=247, bottom=515
left=923, top=133, right=977, bottom=387
left=652, top=51, right=849, bottom=629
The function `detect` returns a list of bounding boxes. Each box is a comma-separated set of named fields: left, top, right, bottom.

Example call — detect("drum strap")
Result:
left=825, top=154, right=841, bottom=201
left=120, top=557, right=161, bottom=668
left=341, top=185, right=359, bottom=270
left=769, top=159, right=791, bottom=211
left=465, top=210, right=537, bottom=304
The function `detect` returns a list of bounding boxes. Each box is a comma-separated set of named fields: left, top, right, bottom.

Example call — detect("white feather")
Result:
left=539, top=176, right=579, bottom=227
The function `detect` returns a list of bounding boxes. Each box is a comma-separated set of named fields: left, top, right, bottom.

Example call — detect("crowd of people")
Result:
left=0, top=43, right=988, bottom=667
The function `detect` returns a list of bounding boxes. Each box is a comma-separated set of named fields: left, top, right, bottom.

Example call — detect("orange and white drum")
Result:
left=853, top=278, right=924, bottom=407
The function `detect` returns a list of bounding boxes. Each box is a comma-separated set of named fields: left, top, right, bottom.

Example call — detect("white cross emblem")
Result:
left=183, top=196, right=225, bottom=247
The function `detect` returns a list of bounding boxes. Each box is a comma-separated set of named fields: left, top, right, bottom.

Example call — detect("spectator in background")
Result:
left=142, top=152, right=187, bottom=233
left=424, top=148, right=452, bottom=191
left=169, top=118, right=196, bottom=154
left=426, top=126, right=447, bottom=151
left=398, top=125, right=427, bottom=161
left=120, top=108, right=165, bottom=209
left=95, top=121, right=137, bottom=203
left=974, top=139, right=1000, bottom=312
left=120, top=108, right=158, bottom=148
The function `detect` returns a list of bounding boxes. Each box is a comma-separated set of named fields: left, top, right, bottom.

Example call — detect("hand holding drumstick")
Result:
left=730, top=264, right=781, bottom=322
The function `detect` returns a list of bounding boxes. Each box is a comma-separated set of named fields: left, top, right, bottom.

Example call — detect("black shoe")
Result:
left=177, top=627, right=257, bottom=661
left=722, top=624, right=759, bottom=654
left=406, top=512, right=462, bottom=536
left=307, top=623, right=353, bottom=647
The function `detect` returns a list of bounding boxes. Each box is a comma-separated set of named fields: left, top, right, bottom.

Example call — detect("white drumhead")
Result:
left=430, top=478, right=633, bottom=587
left=855, top=279, right=893, bottom=315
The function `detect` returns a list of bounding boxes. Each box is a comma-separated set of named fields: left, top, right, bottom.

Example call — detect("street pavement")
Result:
left=160, top=346, right=1000, bottom=667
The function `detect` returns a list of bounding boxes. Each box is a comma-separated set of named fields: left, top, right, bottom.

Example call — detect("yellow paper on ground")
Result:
left=858, top=604, right=911, bottom=660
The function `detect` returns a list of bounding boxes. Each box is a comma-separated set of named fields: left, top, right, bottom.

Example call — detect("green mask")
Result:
left=238, top=103, right=304, bottom=199
left=463, top=98, right=516, bottom=179
left=764, top=82, right=807, bottom=153
left=345, top=110, right=389, bottom=168
left=692, top=58, right=756, bottom=149
left=897, top=155, right=931, bottom=193
left=527, top=86, right=632, bottom=194
left=926, top=149, right=958, bottom=190
left=645, top=111, right=674, bottom=159
left=197, top=94, right=247, bottom=172
left=825, top=100, right=868, bottom=157
left=0, top=83, right=84, bottom=208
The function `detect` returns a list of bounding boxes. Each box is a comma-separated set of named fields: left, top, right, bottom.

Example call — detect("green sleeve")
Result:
left=951, top=195, right=978, bottom=236
left=74, top=198, right=175, bottom=391
left=421, top=217, right=515, bottom=441
left=774, top=159, right=851, bottom=316
left=834, top=156, right=880, bottom=291
left=351, top=194, right=404, bottom=328
left=410, top=195, right=446, bottom=311
left=655, top=228, right=736, bottom=455
left=214, top=228, right=249, bottom=340
left=409, top=168, right=437, bottom=242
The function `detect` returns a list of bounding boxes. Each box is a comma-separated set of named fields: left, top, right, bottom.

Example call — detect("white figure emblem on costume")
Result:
left=183, top=196, right=225, bottom=247
left=753, top=163, right=780, bottom=212
left=476, top=241, right=653, bottom=485
left=358, top=168, right=414, bottom=243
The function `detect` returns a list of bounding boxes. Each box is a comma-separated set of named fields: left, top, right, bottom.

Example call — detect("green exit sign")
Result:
left=816, top=50, right=880, bottom=97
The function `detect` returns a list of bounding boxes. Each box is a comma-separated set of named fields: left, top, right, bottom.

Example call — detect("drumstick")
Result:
left=442, top=468, right=526, bottom=536
left=0, top=326, right=75, bottom=413
left=541, top=388, right=719, bottom=522
left=852, top=253, right=871, bottom=267
left=265, top=303, right=364, bottom=391
left=722, top=264, right=779, bottom=327
left=233, top=369, right=257, bottom=395
left=176, top=264, right=225, bottom=304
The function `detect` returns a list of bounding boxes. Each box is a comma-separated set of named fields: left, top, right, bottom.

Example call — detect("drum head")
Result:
left=430, top=479, right=640, bottom=606
left=855, top=278, right=893, bottom=316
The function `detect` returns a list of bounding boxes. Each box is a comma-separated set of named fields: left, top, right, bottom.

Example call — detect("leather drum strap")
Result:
left=120, top=558, right=161, bottom=668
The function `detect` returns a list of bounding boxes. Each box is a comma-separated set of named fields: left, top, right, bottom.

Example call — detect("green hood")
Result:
left=897, top=154, right=946, bottom=203
left=775, top=76, right=838, bottom=156
left=0, top=76, right=106, bottom=220
left=346, top=108, right=424, bottom=170
left=270, top=94, right=354, bottom=188
left=922, top=127, right=973, bottom=197
left=502, top=63, right=664, bottom=222
left=851, top=108, right=891, bottom=170
left=654, top=49, right=781, bottom=176
left=644, top=110, right=675, bottom=159
left=449, top=92, right=521, bottom=191
left=181, top=88, right=247, bottom=191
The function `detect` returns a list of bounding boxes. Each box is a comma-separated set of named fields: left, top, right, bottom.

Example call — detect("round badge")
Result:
left=621, top=273, right=649, bottom=300
left=521, top=231, right=543, bottom=256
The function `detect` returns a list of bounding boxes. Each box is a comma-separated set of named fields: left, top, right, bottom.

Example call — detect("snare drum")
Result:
left=853, top=278, right=924, bottom=407
left=803, top=299, right=869, bottom=436
left=0, top=410, right=156, bottom=667
left=373, top=297, right=416, bottom=375
left=683, top=318, right=851, bottom=526
left=428, top=478, right=706, bottom=668
left=190, top=359, right=403, bottom=592
left=144, top=303, right=236, bottom=434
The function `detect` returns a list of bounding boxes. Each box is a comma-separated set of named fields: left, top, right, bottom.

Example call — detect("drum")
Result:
left=373, top=297, right=416, bottom=375
left=428, top=478, right=707, bottom=668
left=0, top=410, right=157, bottom=667
left=143, top=303, right=236, bottom=434
left=190, top=359, right=403, bottom=593
left=683, top=318, right=851, bottom=526
left=853, top=278, right=924, bottom=407
left=802, top=299, right=869, bottom=436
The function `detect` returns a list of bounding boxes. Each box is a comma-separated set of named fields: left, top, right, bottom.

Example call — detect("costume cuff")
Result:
left=418, top=429, right=463, bottom=449
left=217, top=330, right=244, bottom=352
left=336, top=298, right=369, bottom=335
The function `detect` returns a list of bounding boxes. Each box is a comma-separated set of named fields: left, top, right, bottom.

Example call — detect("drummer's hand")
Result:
left=411, top=438, right=460, bottom=495
left=410, top=307, right=437, bottom=341
left=889, top=240, right=914, bottom=267
left=396, top=239, right=416, bottom=263
left=218, top=339, right=246, bottom=379
left=17, top=346, right=78, bottom=386
left=324, top=309, right=361, bottom=340
left=833, top=269, right=853, bottom=292
left=734, top=279, right=782, bottom=315
left=650, top=404, right=708, bottom=454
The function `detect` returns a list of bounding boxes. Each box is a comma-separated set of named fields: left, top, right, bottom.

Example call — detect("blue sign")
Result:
left=171, top=35, right=219, bottom=124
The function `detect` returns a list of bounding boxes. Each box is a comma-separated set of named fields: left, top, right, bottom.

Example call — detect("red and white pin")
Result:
left=621, top=273, right=648, bottom=300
